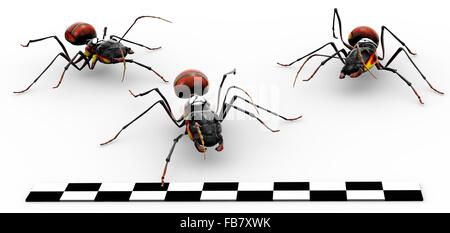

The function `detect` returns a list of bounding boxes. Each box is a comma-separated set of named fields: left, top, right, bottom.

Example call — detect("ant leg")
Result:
left=129, top=88, right=185, bottom=124
left=120, top=16, right=172, bottom=39
left=218, top=85, right=260, bottom=115
left=303, top=49, right=347, bottom=81
left=219, top=103, right=280, bottom=132
left=129, top=88, right=173, bottom=112
left=379, top=26, right=417, bottom=60
left=14, top=52, right=70, bottom=93
left=161, top=133, right=185, bottom=186
left=379, top=65, right=424, bottom=104
left=277, top=42, right=346, bottom=67
left=100, top=100, right=183, bottom=146
left=110, top=35, right=162, bottom=50
left=293, top=53, right=344, bottom=87
left=54, top=51, right=92, bottom=89
left=218, top=83, right=302, bottom=117
left=332, top=8, right=353, bottom=50
left=223, top=95, right=302, bottom=121
left=384, top=48, right=443, bottom=94
left=215, top=135, right=224, bottom=152
left=124, top=59, right=168, bottom=83
left=21, top=36, right=70, bottom=58
left=215, top=69, right=237, bottom=113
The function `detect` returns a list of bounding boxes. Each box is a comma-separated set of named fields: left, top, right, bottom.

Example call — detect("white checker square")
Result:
left=309, top=182, right=346, bottom=191
left=273, top=191, right=310, bottom=200
left=99, top=183, right=135, bottom=191
left=238, top=182, right=274, bottom=191
left=129, top=191, right=167, bottom=201
left=382, top=182, right=421, bottom=190
left=167, top=182, right=204, bottom=191
left=60, top=191, right=98, bottom=201
left=200, top=191, right=238, bottom=200
left=346, top=190, right=385, bottom=200
left=31, top=183, right=68, bottom=192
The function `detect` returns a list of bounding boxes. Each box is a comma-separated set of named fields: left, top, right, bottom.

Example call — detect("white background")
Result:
left=1, top=0, right=449, bottom=212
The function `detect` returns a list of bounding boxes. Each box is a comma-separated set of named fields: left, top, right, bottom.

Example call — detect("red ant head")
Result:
left=348, top=26, right=379, bottom=47
left=65, top=22, right=97, bottom=45
left=174, top=69, right=209, bottom=99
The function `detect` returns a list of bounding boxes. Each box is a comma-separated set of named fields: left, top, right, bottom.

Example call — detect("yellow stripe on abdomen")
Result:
left=364, top=53, right=376, bottom=71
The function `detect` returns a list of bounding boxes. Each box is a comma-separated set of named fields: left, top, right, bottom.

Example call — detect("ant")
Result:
left=100, top=69, right=302, bottom=185
left=15, top=16, right=172, bottom=94
left=277, top=8, right=444, bottom=104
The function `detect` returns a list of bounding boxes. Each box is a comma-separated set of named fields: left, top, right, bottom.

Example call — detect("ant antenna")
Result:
left=103, top=27, right=107, bottom=40
left=119, top=48, right=127, bottom=82
left=194, top=122, right=206, bottom=159
left=120, top=16, right=172, bottom=42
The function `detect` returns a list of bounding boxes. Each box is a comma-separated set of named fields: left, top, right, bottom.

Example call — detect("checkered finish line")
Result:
left=26, top=181, right=423, bottom=202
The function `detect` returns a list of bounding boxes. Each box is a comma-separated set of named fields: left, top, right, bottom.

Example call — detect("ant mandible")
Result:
left=100, top=69, right=302, bottom=185
left=277, top=8, right=444, bottom=104
left=15, top=16, right=172, bottom=94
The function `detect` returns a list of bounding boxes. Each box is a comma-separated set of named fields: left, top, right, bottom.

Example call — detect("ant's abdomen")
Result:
left=348, top=26, right=379, bottom=46
left=65, top=22, right=97, bottom=45
left=187, top=111, right=223, bottom=147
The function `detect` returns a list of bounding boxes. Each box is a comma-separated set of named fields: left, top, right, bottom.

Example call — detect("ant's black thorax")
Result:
left=86, top=39, right=133, bottom=63
left=356, top=39, right=378, bottom=55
